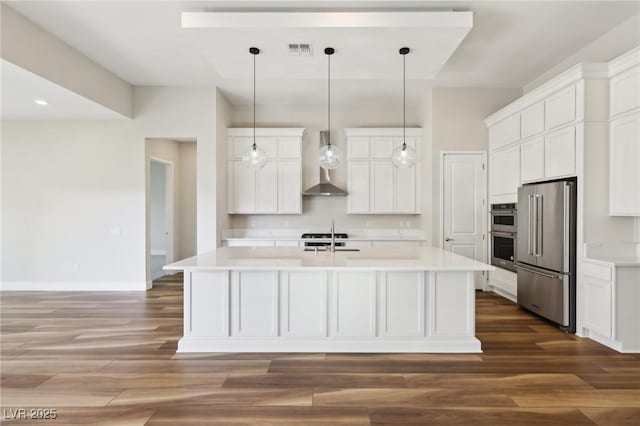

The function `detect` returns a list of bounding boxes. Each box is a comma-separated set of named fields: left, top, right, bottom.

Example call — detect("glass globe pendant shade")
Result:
left=319, top=143, right=343, bottom=170
left=242, top=144, right=267, bottom=169
left=391, top=143, right=416, bottom=168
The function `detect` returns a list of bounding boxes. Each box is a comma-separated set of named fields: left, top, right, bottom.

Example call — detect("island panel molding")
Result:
left=166, top=246, right=492, bottom=353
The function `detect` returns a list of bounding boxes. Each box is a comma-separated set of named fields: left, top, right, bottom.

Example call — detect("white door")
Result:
left=442, top=153, right=486, bottom=289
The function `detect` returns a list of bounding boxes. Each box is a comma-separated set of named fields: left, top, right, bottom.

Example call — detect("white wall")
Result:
left=1, top=87, right=217, bottom=290
left=178, top=143, right=197, bottom=258
left=216, top=90, right=232, bottom=246
left=430, top=87, right=522, bottom=243
left=150, top=161, right=167, bottom=254
left=1, top=120, right=146, bottom=289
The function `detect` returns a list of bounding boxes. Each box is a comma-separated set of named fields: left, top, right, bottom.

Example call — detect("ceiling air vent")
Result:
left=288, top=44, right=313, bottom=56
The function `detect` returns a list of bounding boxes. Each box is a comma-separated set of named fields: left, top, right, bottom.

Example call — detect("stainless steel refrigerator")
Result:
left=516, top=179, right=576, bottom=332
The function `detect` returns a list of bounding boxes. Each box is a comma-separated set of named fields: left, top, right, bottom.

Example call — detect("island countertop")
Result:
left=164, top=246, right=494, bottom=272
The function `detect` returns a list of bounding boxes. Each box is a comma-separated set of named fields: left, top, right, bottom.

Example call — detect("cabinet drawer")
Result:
left=583, top=261, right=612, bottom=282
left=545, top=86, right=576, bottom=130
left=521, top=102, right=545, bottom=138
left=611, top=65, right=640, bottom=117
left=489, top=114, right=520, bottom=150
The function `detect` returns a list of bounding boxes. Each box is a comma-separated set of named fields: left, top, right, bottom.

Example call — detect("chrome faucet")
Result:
left=330, top=220, right=336, bottom=253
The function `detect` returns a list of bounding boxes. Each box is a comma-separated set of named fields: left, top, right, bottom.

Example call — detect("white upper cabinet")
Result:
left=544, top=126, right=576, bottom=178
left=610, top=65, right=640, bottom=117
left=227, top=128, right=304, bottom=214
left=490, top=145, right=520, bottom=202
left=520, top=102, right=545, bottom=139
left=489, top=114, right=520, bottom=150
left=520, top=136, right=544, bottom=183
left=609, top=112, right=640, bottom=216
left=609, top=47, right=640, bottom=216
left=545, top=85, right=576, bottom=130
left=345, top=128, right=422, bottom=214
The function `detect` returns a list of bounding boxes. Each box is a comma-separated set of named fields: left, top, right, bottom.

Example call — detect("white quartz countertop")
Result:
left=165, top=246, right=494, bottom=272
left=584, top=243, right=640, bottom=267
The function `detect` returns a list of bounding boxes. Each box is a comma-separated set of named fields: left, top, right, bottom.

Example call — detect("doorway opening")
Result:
left=145, top=138, right=197, bottom=286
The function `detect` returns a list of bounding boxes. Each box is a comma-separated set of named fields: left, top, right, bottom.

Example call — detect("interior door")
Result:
left=442, top=153, right=486, bottom=289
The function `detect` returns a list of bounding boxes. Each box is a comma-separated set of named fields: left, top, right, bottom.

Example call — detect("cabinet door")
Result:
left=545, top=85, right=576, bottom=130
left=489, top=114, right=520, bottom=150
left=395, top=165, right=416, bottom=213
left=230, top=161, right=255, bottom=213
left=490, top=145, right=520, bottom=198
left=230, top=137, right=253, bottom=159
left=520, top=137, right=545, bottom=183
left=611, top=65, right=640, bottom=117
left=584, top=275, right=612, bottom=339
left=371, top=137, right=394, bottom=159
left=544, top=126, right=576, bottom=178
left=521, top=102, right=545, bottom=139
left=347, top=137, right=370, bottom=159
left=278, top=160, right=301, bottom=214
left=610, top=112, right=640, bottom=215
left=277, top=137, right=301, bottom=159
left=255, top=160, right=278, bottom=213
left=347, top=161, right=370, bottom=213
left=255, top=137, right=278, bottom=158
left=371, top=161, right=394, bottom=213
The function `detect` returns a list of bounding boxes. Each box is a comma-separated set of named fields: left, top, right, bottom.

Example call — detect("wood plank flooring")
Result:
left=1, top=274, right=639, bottom=425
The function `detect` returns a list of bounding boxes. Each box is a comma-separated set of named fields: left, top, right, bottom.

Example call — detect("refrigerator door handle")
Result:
left=536, top=194, right=543, bottom=257
left=527, top=195, right=533, bottom=256
left=516, top=263, right=559, bottom=280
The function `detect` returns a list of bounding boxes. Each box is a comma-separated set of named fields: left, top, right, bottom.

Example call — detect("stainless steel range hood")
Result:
left=302, top=131, right=348, bottom=196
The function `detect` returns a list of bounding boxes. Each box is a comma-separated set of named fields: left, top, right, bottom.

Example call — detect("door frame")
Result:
left=149, top=156, right=175, bottom=281
left=439, top=151, right=488, bottom=284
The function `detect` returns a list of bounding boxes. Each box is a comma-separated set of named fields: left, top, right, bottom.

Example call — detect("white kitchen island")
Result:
left=164, top=246, right=493, bottom=353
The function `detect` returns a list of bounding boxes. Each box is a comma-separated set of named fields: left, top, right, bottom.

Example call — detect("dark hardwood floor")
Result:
left=1, top=274, right=639, bottom=425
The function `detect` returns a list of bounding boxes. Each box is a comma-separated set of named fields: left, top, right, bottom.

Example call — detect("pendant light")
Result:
left=391, top=47, right=417, bottom=168
left=242, top=47, right=267, bottom=169
left=319, top=47, right=343, bottom=170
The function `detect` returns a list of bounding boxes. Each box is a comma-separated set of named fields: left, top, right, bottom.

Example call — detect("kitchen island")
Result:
left=164, top=246, right=493, bottom=353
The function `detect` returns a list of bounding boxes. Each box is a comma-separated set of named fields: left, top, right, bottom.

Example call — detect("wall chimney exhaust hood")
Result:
left=302, top=131, right=348, bottom=196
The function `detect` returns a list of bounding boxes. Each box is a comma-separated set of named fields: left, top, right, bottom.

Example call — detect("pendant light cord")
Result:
left=327, top=51, right=331, bottom=146
left=403, top=52, right=406, bottom=149
left=253, top=51, right=256, bottom=150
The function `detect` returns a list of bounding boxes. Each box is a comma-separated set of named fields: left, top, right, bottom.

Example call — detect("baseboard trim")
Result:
left=0, top=281, right=150, bottom=291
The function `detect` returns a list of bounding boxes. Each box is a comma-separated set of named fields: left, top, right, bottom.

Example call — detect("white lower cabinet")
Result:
left=487, top=267, right=517, bottom=302
left=609, top=111, right=640, bottom=216
left=583, top=274, right=612, bottom=339
left=582, top=259, right=640, bottom=353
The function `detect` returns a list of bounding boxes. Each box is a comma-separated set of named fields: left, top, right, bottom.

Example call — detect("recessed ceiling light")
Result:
left=34, top=99, right=48, bottom=106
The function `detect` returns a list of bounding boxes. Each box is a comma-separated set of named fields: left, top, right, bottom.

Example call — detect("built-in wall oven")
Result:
left=490, top=203, right=517, bottom=272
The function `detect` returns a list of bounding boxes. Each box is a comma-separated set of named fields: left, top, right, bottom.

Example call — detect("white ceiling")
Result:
left=4, top=1, right=640, bottom=107
left=1, top=59, right=126, bottom=119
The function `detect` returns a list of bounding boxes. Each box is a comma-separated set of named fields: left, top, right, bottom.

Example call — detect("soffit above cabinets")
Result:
left=181, top=11, right=473, bottom=80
